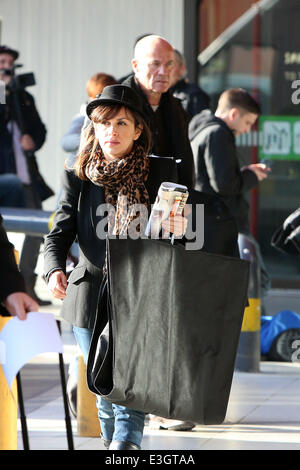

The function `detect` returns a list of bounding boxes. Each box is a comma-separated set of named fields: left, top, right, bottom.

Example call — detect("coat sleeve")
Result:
left=205, top=127, right=258, bottom=196
left=44, top=169, right=81, bottom=281
left=0, top=215, right=25, bottom=304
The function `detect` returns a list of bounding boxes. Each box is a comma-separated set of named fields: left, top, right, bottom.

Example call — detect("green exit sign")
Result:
left=259, top=116, right=300, bottom=161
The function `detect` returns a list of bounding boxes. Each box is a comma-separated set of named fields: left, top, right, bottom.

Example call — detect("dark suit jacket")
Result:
left=0, top=214, right=25, bottom=316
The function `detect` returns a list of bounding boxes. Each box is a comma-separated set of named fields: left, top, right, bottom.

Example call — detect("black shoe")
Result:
left=31, top=291, right=52, bottom=306
left=109, top=441, right=140, bottom=450
left=26, top=287, right=52, bottom=306
left=36, top=297, right=52, bottom=306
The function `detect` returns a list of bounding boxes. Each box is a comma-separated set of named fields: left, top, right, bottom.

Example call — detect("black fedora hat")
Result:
left=0, top=45, right=19, bottom=60
left=86, top=84, right=145, bottom=120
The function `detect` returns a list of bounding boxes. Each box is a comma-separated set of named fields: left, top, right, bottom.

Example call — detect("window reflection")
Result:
left=198, top=0, right=300, bottom=284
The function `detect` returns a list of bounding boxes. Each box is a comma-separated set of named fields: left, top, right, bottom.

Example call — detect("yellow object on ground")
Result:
left=0, top=317, right=18, bottom=450
left=241, top=298, right=261, bottom=332
left=77, top=355, right=100, bottom=437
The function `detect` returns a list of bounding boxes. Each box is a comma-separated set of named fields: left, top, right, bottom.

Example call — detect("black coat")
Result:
left=189, top=110, right=258, bottom=232
left=0, top=89, right=53, bottom=201
left=170, top=79, right=210, bottom=121
left=44, top=156, right=179, bottom=329
left=122, top=75, right=195, bottom=189
left=0, top=214, right=25, bottom=316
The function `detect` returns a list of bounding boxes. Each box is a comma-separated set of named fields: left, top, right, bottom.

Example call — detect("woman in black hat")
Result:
left=44, top=85, right=186, bottom=450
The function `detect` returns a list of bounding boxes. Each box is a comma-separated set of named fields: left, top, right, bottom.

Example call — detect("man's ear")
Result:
left=229, top=107, right=240, bottom=121
left=131, top=58, right=138, bottom=74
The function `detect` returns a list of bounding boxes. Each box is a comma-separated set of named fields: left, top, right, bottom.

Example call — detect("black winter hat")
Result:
left=86, top=84, right=145, bottom=120
left=0, top=45, right=19, bottom=60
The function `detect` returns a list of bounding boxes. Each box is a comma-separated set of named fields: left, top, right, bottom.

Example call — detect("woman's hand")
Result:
left=48, top=270, right=68, bottom=299
left=161, top=215, right=188, bottom=237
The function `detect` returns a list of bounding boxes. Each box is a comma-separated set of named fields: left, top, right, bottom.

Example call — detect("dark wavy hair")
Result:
left=73, top=104, right=152, bottom=180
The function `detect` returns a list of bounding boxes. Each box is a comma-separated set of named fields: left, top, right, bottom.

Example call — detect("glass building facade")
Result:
left=197, top=0, right=300, bottom=287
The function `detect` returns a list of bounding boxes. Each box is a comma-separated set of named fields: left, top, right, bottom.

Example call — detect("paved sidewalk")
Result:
left=17, top=335, right=300, bottom=450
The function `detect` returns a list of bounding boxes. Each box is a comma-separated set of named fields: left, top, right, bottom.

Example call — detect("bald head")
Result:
left=132, top=35, right=175, bottom=105
left=134, top=35, right=173, bottom=60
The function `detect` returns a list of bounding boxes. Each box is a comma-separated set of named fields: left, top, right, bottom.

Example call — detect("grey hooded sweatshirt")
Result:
left=188, top=109, right=258, bottom=232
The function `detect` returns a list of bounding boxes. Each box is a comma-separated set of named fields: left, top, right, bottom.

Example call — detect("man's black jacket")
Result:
left=170, top=79, right=210, bottom=121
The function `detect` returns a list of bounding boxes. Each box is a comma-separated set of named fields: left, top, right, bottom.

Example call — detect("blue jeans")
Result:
left=0, top=173, right=25, bottom=207
left=72, top=325, right=145, bottom=448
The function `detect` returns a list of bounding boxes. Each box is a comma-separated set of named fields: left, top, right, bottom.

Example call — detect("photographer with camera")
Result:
left=0, top=45, right=53, bottom=305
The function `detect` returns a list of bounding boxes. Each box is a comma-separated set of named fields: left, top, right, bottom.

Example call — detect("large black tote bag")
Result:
left=87, top=238, right=249, bottom=425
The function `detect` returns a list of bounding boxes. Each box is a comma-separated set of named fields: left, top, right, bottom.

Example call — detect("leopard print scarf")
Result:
left=85, top=145, right=150, bottom=236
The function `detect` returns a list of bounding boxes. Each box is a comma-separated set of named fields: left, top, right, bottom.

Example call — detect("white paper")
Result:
left=0, top=312, right=63, bottom=388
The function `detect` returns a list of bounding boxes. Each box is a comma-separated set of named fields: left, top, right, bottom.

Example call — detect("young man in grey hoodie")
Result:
left=189, top=88, right=271, bottom=299
left=189, top=88, right=269, bottom=233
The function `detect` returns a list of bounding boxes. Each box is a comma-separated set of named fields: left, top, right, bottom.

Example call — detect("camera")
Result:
left=1, top=63, right=35, bottom=91
left=10, top=72, right=35, bottom=90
